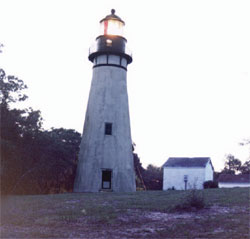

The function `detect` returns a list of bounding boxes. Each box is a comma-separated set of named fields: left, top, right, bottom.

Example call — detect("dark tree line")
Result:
left=214, top=153, right=250, bottom=182
left=133, top=151, right=163, bottom=190
left=221, top=154, right=250, bottom=175
left=0, top=69, right=81, bottom=195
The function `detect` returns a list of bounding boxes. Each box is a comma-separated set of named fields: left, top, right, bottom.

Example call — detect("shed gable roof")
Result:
left=163, top=157, right=211, bottom=168
left=218, top=174, right=250, bottom=183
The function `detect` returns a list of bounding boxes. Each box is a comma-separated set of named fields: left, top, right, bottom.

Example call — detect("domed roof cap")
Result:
left=100, top=9, right=125, bottom=25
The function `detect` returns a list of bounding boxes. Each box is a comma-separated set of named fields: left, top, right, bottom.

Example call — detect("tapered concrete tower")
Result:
left=74, top=10, right=136, bottom=192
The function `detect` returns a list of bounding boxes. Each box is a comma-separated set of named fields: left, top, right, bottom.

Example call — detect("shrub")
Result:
left=175, top=189, right=206, bottom=211
left=203, top=180, right=218, bottom=189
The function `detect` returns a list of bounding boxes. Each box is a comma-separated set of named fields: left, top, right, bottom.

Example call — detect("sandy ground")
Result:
left=1, top=205, right=248, bottom=239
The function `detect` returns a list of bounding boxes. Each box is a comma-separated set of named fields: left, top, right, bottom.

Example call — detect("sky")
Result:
left=1, top=0, right=250, bottom=171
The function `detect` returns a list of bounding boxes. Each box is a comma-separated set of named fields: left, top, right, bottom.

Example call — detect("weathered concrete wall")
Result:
left=74, top=54, right=136, bottom=192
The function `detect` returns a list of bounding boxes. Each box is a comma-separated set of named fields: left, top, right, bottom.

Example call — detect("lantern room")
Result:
left=99, top=9, right=125, bottom=37
left=88, top=9, right=132, bottom=64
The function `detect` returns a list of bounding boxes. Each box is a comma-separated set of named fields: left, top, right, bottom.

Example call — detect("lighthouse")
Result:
left=74, top=10, right=136, bottom=192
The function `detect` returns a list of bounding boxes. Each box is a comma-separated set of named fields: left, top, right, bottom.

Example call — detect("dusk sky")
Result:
left=1, top=0, right=250, bottom=170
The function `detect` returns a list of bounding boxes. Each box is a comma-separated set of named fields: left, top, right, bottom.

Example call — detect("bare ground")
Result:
left=1, top=205, right=249, bottom=238
left=1, top=189, right=250, bottom=238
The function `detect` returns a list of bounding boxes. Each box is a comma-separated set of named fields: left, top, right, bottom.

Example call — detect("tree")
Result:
left=240, top=139, right=250, bottom=161
left=237, top=138, right=250, bottom=174
left=1, top=68, right=82, bottom=195
left=0, top=68, right=28, bottom=107
left=132, top=144, right=163, bottom=190
left=0, top=68, right=32, bottom=194
left=9, top=128, right=81, bottom=194
left=142, top=164, right=163, bottom=190
left=133, top=152, right=146, bottom=190
left=0, top=68, right=41, bottom=141
left=221, top=154, right=242, bottom=175
left=240, top=160, right=250, bottom=174
left=0, top=43, right=4, bottom=53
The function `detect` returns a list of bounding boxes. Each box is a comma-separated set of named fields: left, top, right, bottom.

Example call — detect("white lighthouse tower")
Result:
left=74, top=10, right=136, bottom=192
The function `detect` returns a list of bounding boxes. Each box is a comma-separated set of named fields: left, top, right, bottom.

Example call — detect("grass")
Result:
left=1, top=188, right=250, bottom=238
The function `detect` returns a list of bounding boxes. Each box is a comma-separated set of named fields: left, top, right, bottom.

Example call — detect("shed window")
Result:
left=105, top=123, right=112, bottom=135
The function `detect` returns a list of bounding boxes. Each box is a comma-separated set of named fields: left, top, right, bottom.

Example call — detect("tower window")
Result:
left=105, top=123, right=112, bottom=135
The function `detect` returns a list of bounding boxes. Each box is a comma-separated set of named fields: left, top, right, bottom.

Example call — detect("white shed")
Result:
left=163, top=157, right=214, bottom=190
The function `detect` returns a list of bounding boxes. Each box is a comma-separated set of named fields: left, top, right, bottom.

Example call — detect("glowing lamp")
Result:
left=89, top=9, right=132, bottom=64
left=100, top=9, right=125, bottom=37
